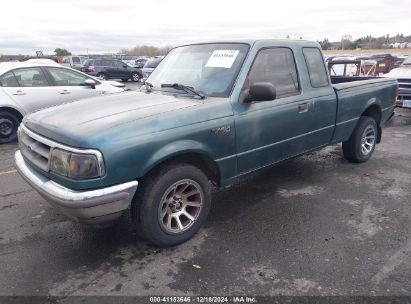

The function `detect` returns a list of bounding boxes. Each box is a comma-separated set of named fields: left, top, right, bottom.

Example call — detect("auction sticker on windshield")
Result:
left=205, top=50, right=240, bottom=68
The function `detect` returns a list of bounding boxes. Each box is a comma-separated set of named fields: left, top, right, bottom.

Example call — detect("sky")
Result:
left=0, top=0, right=410, bottom=55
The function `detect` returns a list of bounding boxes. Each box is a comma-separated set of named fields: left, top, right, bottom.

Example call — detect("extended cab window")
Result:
left=0, top=71, right=19, bottom=87
left=13, top=68, right=48, bottom=87
left=48, top=67, right=89, bottom=86
left=248, top=48, right=300, bottom=98
left=303, top=48, right=329, bottom=87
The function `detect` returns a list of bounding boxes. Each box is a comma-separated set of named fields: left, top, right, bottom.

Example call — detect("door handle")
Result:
left=59, top=90, right=71, bottom=94
left=12, top=90, right=26, bottom=96
left=298, top=102, right=309, bottom=113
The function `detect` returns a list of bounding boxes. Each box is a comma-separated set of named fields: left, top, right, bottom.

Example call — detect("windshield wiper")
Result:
left=161, top=83, right=206, bottom=99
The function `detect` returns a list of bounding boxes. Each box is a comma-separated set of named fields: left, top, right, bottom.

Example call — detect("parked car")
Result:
left=15, top=40, right=396, bottom=246
left=384, top=55, right=411, bottom=108
left=122, top=58, right=148, bottom=69
left=134, top=58, right=148, bottom=69
left=61, top=56, right=87, bottom=70
left=0, top=62, right=125, bottom=143
left=81, top=59, right=143, bottom=82
left=142, top=56, right=163, bottom=81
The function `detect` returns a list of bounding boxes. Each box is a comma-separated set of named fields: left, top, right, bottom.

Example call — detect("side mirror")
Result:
left=123, top=64, right=128, bottom=68
left=84, top=79, right=97, bottom=89
left=245, top=82, right=276, bottom=102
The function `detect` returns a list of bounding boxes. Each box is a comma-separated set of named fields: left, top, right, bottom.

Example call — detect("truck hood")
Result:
left=24, top=91, right=208, bottom=147
left=384, top=66, right=411, bottom=78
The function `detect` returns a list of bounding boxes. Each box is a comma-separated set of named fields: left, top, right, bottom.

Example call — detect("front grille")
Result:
left=398, top=78, right=411, bottom=100
left=19, top=127, right=51, bottom=172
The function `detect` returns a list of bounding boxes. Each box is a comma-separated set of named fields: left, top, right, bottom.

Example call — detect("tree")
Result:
left=54, top=48, right=71, bottom=56
left=120, top=45, right=172, bottom=57
left=341, top=34, right=353, bottom=50
left=319, top=38, right=331, bottom=50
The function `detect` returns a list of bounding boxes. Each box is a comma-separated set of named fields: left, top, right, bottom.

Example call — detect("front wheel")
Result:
left=342, top=116, right=378, bottom=163
left=132, top=163, right=211, bottom=247
left=0, top=111, right=20, bottom=144
left=131, top=72, right=141, bottom=82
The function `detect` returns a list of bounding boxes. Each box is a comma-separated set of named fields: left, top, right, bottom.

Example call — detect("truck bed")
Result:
left=331, top=77, right=397, bottom=144
left=331, top=75, right=378, bottom=84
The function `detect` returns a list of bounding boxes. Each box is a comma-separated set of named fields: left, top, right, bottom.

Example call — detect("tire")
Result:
left=131, top=72, right=141, bottom=82
left=0, top=111, right=20, bottom=144
left=342, top=116, right=378, bottom=163
left=131, top=163, right=212, bottom=247
left=121, top=78, right=129, bottom=82
left=96, top=73, right=107, bottom=80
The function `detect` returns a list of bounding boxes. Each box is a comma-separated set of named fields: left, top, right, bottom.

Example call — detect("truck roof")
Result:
left=178, top=39, right=320, bottom=49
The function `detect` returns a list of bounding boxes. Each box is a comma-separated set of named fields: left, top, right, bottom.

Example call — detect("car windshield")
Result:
left=402, top=56, right=411, bottom=65
left=144, top=58, right=163, bottom=68
left=146, top=43, right=249, bottom=97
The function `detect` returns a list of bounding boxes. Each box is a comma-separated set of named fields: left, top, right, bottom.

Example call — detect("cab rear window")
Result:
left=303, top=48, right=329, bottom=88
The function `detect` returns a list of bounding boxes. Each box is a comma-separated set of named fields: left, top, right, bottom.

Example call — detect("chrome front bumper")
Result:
left=15, top=151, right=138, bottom=224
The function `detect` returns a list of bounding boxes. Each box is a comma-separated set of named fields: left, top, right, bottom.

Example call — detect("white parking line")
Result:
left=0, top=169, right=17, bottom=176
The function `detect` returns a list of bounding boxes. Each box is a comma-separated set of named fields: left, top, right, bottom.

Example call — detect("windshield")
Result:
left=402, top=56, right=411, bottom=65
left=144, top=58, right=163, bottom=68
left=147, top=43, right=249, bottom=97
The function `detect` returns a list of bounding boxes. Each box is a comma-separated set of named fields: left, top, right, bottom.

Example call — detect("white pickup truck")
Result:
left=384, top=55, right=411, bottom=108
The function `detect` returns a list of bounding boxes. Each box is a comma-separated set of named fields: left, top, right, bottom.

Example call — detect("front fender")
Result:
left=142, top=139, right=216, bottom=175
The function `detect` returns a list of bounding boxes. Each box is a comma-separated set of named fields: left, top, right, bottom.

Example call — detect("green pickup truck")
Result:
left=15, top=39, right=397, bottom=246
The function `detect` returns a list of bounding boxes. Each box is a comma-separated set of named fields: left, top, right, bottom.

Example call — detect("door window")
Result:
left=48, top=68, right=89, bottom=86
left=248, top=48, right=300, bottom=98
left=113, top=61, right=126, bottom=68
left=101, top=60, right=114, bottom=67
left=13, top=68, right=49, bottom=87
left=303, top=48, right=329, bottom=87
left=0, top=71, right=19, bottom=87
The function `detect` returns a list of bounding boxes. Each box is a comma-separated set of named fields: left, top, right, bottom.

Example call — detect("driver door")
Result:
left=234, top=47, right=318, bottom=174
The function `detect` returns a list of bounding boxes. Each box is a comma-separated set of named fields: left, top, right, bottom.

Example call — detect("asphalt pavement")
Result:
left=0, top=89, right=410, bottom=299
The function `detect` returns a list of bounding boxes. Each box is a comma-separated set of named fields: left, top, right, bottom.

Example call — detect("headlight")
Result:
left=50, top=148, right=104, bottom=179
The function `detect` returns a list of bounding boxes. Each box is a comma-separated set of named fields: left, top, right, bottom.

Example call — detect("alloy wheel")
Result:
left=361, top=125, right=376, bottom=155
left=158, top=179, right=203, bottom=234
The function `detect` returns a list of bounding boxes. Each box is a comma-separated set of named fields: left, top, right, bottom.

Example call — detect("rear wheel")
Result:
left=96, top=73, right=107, bottom=80
left=132, top=163, right=211, bottom=247
left=0, top=111, right=20, bottom=144
left=342, top=116, right=378, bottom=163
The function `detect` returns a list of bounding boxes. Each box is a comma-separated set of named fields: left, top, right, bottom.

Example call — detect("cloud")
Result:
left=0, top=0, right=409, bottom=55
